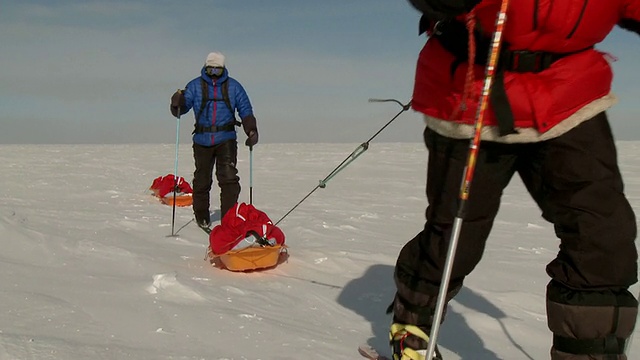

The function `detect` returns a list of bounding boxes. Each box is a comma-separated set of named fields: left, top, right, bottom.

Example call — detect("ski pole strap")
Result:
left=553, top=335, right=625, bottom=355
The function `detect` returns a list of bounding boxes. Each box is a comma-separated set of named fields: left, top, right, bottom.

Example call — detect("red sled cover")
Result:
left=209, top=202, right=285, bottom=256
left=150, top=174, right=193, bottom=198
left=150, top=174, right=193, bottom=207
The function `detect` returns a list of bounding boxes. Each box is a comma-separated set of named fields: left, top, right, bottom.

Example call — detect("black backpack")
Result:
left=193, top=78, right=240, bottom=134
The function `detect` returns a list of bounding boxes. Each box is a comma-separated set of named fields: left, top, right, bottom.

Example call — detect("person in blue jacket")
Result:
left=170, top=52, right=258, bottom=228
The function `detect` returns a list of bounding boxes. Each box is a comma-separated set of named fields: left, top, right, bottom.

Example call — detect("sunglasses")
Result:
left=205, top=66, right=224, bottom=77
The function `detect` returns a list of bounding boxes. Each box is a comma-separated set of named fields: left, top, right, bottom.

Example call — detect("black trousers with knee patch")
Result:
left=392, top=113, right=638, bottom=359
left=192, top=140, right=240, bottom=220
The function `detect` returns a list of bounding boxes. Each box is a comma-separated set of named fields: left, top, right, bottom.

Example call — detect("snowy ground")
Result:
left=1, top=142, right=639, bottom=360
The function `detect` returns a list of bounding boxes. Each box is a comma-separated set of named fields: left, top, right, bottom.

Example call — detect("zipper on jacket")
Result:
left=211, top=82, right=218, bottom=127
left=211, top=82, right=218, bottom=144
left=567, top=0, right=588, bottom=39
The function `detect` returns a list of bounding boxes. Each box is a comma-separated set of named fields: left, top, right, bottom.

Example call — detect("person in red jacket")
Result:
left=390, top=1, right=640, bottom=359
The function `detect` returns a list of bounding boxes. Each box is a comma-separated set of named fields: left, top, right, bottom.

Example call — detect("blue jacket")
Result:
left=182, top=67, right=254, bottom=146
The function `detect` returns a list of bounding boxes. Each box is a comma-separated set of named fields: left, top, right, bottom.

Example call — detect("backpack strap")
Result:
left=193, top=78, right=241, bottom=134
left=195, top=78, right=237, bottom=123
left=195, top=78, right=209, bottom=124
left=221, top=80, right=233, bottom=115
left=221, top=81, right=241, bottom=127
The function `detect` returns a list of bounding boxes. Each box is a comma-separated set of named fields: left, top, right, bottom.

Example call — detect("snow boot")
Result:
left=195, top=211, right=211, bottom=230
left=390, top=323, right=442, bottom=360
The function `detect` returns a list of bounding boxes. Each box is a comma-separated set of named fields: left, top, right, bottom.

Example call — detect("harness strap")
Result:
left=195, top=78, right=210, bottom=123
left=194, top=78, right=238, bottom=134
left=220, top=80, right=232, bottom=114
left=196, top=78, right=234, bottom=121
left=433, top=19, right=590, bottom=136
left=193, top=123, right=240, bottom=134
left=490, top=70, right=517, bottom=136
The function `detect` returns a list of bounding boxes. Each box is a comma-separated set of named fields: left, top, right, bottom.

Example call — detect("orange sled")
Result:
left=209, top=245, right=288, bottom=272
left=151, top=189, right=193, bottom=207
left=149, top=174, right=193, bottom=207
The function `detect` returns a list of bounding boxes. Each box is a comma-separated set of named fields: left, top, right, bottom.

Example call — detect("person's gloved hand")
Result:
left=170, top=90, right=186, bottom=117
left=245, top=130, right=259, bottom=147
left=242, top=115, right=259, bottom=147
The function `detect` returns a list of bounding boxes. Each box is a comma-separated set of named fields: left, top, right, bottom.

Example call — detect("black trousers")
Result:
left=192, top=140, right=240, bottom=220
left=392, top=113, right=638, bottom=357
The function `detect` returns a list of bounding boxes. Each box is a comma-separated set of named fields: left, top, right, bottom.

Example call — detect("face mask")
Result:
left=205, top=66, right=224, bottom=77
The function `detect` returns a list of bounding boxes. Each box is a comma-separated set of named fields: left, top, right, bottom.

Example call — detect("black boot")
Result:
left=389, top=323, right=442, bottom=360
left=195, top=211, right=210, bottom=229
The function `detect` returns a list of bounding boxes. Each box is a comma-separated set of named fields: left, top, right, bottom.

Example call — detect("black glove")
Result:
left=619, top=19, right=640, bottom=36
left=245, top=130, right=258, bottom=147
left=408, top=0, right=480, bottom=21
left=242, top=115, right=259, bottom=147
left=170, top=90, right=186, bottom=117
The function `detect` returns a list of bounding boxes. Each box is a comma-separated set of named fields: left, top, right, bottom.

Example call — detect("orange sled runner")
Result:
left=208, top=244, right=288, bottom=272
left=151, top=189, right=193, bottom=207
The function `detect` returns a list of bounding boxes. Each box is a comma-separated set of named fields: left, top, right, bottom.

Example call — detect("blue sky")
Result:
left=1, top=0, right=638, bottom=144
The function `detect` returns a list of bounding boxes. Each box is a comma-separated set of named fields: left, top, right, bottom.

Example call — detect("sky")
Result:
left=0, top=0, right=638, bottom=145
left=2, top=141, right=640, bottom=359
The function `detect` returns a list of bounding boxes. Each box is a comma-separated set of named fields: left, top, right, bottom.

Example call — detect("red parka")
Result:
left=412, top=0, right=640, bottom=133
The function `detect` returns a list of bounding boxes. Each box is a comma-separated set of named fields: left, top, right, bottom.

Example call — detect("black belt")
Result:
left=500, top=50, right=568, bottom=73
left=192, top=123, right=236, bottom=134
left=434, top=20, right=589, bottom=136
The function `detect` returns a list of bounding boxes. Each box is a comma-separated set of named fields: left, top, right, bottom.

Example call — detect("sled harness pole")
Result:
left=273, top=99, right=411, bottom=226
left=169, top=104, right=182, bottom=237
left=426, top=2, right=510, bottom=359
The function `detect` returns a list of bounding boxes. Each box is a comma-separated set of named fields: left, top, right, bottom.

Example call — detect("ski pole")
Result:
left=170, top=107, right=181, bottom=237
left=425, top=2, right=511, bottom=359
left=249, top=145, right=254, bottom=205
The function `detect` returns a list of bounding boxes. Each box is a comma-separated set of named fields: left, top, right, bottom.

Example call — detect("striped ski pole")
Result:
left=425, top=1, right=511, bottom=359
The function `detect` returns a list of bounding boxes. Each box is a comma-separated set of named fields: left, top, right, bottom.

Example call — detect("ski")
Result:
left=198, top=224, right=212, bottom=235
left=194, top=217, right=212, bottom=234
left=358, top=344, right=391, bottom=360
left=358, top=343, right=445, bottom=360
